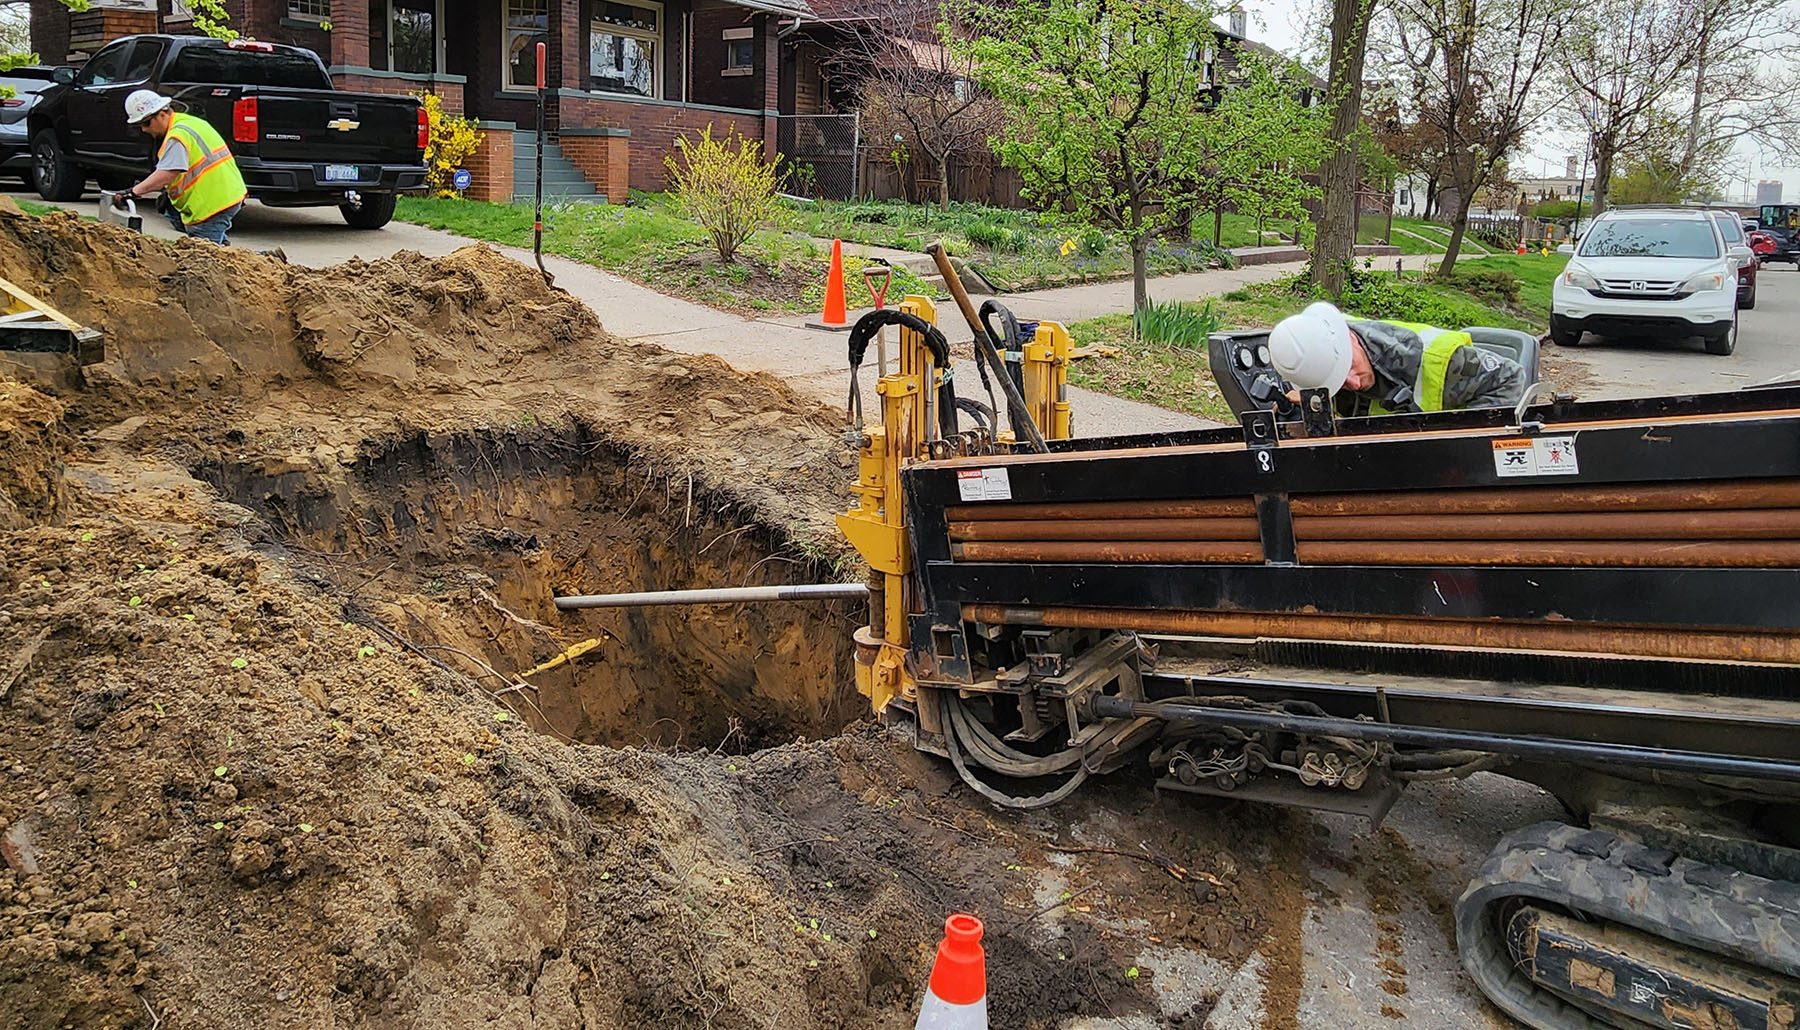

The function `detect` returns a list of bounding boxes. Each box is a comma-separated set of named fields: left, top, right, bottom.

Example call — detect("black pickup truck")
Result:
left=27, top=35, right=427, bottom=229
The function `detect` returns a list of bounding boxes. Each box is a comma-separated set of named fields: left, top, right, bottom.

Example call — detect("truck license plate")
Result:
left=324, top=165, right=361, bottom=182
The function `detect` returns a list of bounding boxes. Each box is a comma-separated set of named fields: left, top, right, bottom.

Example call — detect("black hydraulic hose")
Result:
left=936, top=691, right=1089, bottom=809
left=973, top=300, right=1049, bottom=453
left=1090, top=695, right=1800, bottom=784
left=943, top=694, right=1083, bottom=777
left=977, top=300, right=1038, bottom=442
left=846, top=309, right=957, bottom=437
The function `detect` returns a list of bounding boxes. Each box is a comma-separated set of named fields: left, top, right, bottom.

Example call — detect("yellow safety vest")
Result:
left=1365, top=320, right=1473, bottom=414
left=159, top=113, right=248, bottom=224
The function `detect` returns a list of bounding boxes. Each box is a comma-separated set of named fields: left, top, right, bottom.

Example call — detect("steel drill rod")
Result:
left=950, top=517, right=1264, bottom=542
left=555, top=583, right=870, bottom=610
left=945, top=498, right=1257, bottom=521
left=962, top=604, right=1800, bottom=664
left=1293, top=509, right=1800, bottom=540
left=1085, top=694, right=1800, bottom=784
left=1291, top=479, right=1800, bottom=517
left=1294, top=540, right=1800, bottom=567
left=954, top=541, right=1265, bottom=563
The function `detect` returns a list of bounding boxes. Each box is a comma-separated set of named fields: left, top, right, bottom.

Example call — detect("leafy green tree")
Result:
left=961, top=0, right=1223, bottom=311
left=1192, top=49, right=1327, bottom=249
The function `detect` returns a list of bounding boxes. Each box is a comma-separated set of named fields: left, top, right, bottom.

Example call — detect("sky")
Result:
left=1224, top=0, right=1800, bottom=204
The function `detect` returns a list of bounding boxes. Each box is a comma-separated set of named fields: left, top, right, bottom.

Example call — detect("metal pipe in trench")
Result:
left=962, top=604, right=1800, bottom=665
left=555, top=583, right=870, bottom=610
left=1085, top=694, right=1800, bottom=784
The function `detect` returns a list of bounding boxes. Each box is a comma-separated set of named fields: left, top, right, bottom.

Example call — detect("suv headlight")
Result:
left=1681, top=269, right=1727, bottom=292
left=1562, top=265, right=1600, bottom=290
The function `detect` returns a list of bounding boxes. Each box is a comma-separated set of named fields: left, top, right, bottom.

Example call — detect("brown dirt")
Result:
left=0, top=207, right=1312, bottom=1029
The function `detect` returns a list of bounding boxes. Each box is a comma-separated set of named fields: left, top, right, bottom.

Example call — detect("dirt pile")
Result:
left=0, top=207, right=1301, bottom=1029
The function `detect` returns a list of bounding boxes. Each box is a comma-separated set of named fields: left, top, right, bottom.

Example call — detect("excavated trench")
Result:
left=197, top=422, right=863, bottom=752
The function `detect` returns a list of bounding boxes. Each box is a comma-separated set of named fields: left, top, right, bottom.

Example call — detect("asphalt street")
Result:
left=1557, top=260, right=1800, bottom=398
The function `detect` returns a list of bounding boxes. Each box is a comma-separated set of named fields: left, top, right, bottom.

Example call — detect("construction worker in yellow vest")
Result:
left=1267, top=302, right=1526, bottom=416
left=116, top=89, right=248, bottom=246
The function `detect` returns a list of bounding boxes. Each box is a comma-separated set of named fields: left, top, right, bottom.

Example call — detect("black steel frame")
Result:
left=901, top=387, right=1800, bottom=690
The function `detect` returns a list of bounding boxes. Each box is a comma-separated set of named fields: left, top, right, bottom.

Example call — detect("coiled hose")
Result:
left=934, top=690, right=1090, bottom=810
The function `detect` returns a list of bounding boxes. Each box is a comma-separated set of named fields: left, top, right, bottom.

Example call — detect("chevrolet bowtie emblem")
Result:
left=326, top=118, right=361, bottom=132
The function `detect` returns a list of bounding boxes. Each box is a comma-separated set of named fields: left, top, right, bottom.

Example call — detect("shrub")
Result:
left=415, top=91, right=483, bottom=198
left=1134, top=299, right=1222, bottom=349
left=965, top=217, right=1022, bottom=252
left=666, top=126, right=781, bottom=264
left=1531, top=199, right=1579, bottom=219
left=1443, top=268, right=1522, bottom=308
left=1340, top=270, right=1497, bottom=328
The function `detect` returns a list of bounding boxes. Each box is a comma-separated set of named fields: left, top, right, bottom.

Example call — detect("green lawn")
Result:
left=392, top=195, right=933, bottom=315
left=1065, top=260, right=1560, bottom=421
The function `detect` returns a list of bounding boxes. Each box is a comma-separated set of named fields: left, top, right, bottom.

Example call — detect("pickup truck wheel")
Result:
left=340, top=192, right=397, bottom=230
left=31, top=130, right=84, bottom=201
left=1703, top=313, right=1737, bottom=356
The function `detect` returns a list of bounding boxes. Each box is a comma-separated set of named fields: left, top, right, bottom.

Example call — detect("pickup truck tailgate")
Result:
left=246, top=90, right=420, bottom=165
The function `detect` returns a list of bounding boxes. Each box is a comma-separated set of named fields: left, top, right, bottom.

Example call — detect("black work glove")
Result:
left=156, top=194, right=173, bottom=216
left=111, top=192, right=131, bottom=210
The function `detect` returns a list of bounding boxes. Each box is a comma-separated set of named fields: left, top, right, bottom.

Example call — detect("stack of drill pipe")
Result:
left=947, top=479, right=1800, bottom=568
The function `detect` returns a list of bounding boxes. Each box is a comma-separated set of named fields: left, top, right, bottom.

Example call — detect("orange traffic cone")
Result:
left=809, top=239, right=850, bottom=331
left=915, top=914, right=986, bottom=1029
left=1517, top=242, right=1528, bottom=254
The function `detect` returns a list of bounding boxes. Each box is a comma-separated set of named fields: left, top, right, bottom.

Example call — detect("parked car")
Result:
left=27, top=36, right=427, bottom=228
left=1754, top=204, right=1800, bottom=266
left=1709, top=210, right=1757, bottom=309
left=1, top=66, right=63, bottom=186
left=1747, top=225, right=1779, bottom=264
left=1551, top=206, right=1746, bottom=356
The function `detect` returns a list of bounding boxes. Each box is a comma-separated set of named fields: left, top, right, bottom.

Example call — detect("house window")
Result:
left=591, top=0, right=660, bottom=98
left=288, top=0, right=329, bottom=19
left=505, top=0, right=548, bottom=90
left=367, top=0, right=443, bottom=73
left=722, top=26, right=753, bottom=76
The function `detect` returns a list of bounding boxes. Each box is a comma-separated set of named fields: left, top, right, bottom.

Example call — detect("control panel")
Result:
left=1206, top=330, right=1298, bottom=420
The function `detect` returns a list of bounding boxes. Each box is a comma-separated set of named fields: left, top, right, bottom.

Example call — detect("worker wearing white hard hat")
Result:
left=116, top=89, right=248, bottom=246
left=1266, top=301, right=1525, bottom=415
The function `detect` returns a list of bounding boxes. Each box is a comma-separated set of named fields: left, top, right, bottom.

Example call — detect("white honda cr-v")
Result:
left=1551, top=207, right=1747, bottom=356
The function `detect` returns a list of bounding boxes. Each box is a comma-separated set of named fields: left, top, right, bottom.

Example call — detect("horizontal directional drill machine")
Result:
left=833, top=274, right=1800, bottom=1028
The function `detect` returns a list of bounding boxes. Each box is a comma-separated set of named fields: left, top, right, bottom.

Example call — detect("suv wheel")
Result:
left=1549, top=315, right=1582, bottom=348
left=1742, top=279, right=1757, bottom=309
left=339, top=192, right=397, bottom=230
left=31, top=130, right=84, bottom=201
left=1704, top=313, right=1737, bottom=356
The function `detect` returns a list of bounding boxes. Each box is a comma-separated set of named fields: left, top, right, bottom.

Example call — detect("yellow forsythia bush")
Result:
left=415, top=91, right=484, bottom=198
left=666, top=125, right=780, bottom=263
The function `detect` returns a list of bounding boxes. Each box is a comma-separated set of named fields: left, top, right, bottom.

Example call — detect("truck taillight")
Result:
left=232, top=97, right=258, bottom=144
left=417, top=105, right=428, bottom=150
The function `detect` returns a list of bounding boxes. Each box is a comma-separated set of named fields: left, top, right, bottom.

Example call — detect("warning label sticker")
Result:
left=955, top=467, right=1013, bottom=502
left=1492, top=436, right=1579, bottom=478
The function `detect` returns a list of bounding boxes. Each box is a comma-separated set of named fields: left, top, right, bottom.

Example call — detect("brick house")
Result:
left=28, top=0, right=822, bottom=200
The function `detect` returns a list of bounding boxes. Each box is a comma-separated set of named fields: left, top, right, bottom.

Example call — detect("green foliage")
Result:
left=1133, top=298, right=1222, bottom=348
left=185, top=0, right=241, bottom=40
left=1530, top=199, right=1579, bottom=219
left=1442, top=268, right=1521, bottom=308
left=666, top=126, right=781, bottom=264
left=960, top=0, right=1227, bottom=304
left=415, top=91, right=483, bottom=198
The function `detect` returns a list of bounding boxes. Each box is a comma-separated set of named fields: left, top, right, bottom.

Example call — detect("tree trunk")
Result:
left=1213, top=203, right=1224, bottom=247
left=1131, top=235, right=1150, bottom=312
left=937, top=153, right=951, bottom=210
left=1439, top=187, right=1478, bottom=276
left=1590, top=147, right=1615, bottom=218
left=1680, top=24, right=1711, bottom=180
left=1309, top=0, right=1374, bottom=296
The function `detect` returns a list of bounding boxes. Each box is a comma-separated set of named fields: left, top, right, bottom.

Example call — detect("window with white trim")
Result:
left=590, top=0, right=661, bottom=98
left=723, top=26, right=753, bottom=76
left=504, top=0, right=548, bottom=90
left=288, top=0, right=329, bottom=19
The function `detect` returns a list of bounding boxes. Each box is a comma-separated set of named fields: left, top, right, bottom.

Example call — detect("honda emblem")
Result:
left=1630, top=280, right=1648, bottom=291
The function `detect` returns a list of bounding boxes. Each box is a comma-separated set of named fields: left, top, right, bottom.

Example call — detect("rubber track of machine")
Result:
left=1456, top=820, right=1800, bottom=1030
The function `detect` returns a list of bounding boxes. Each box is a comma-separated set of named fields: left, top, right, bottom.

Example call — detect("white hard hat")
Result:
left=1268, top=301, right=1353, bottom=393
left=124, top=89, right=172, bottom=125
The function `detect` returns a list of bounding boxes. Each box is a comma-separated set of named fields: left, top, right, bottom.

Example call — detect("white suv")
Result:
left=1551, top=207, right=1747, bottom=356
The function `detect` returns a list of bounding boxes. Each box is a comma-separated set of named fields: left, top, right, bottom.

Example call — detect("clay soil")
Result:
left=0, top=202, right=1311, bottom=1029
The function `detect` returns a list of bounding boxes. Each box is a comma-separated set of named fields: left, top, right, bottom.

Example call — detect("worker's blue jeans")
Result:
left=163, top=201, right=242, bottom=246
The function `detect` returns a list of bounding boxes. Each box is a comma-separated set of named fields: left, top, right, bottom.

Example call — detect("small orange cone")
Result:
left=809, top=239, right=850, bottom=331
left=915, top=913, right=986, bottom=1029
left=1517, top=242, right=1528, bottom=255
